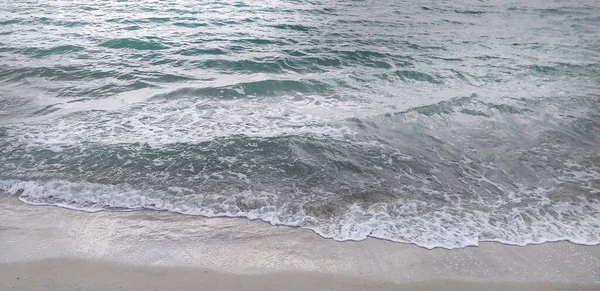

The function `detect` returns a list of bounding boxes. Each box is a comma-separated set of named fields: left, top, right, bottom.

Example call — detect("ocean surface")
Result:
left=1, top=0, right=599, bottom=249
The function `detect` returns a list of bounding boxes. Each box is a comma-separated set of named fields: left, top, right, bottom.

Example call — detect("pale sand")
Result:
left=1, top=194, right=599, bottom=291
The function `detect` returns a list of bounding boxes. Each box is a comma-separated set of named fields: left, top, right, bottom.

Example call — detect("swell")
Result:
left=150, top=79, right=333, bottom=100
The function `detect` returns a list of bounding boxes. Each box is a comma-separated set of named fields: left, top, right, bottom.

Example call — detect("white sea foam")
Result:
left=5, top=97, right=359, bottom=147
left=2, top=178, right=598, bottom=249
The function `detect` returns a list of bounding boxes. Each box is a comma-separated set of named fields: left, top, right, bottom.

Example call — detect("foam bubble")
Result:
left=2, top=178, right=598, bottom=249
left=4, top=97, right=359, bottom=148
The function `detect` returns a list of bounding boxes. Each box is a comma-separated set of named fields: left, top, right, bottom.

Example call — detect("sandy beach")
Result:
left=1, top=194, right=599, bottom=291
left=2, top=0, right=600, bottom=290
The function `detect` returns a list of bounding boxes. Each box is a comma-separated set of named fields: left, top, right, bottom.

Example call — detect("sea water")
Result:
left=1, top=0, right=599, bottom=249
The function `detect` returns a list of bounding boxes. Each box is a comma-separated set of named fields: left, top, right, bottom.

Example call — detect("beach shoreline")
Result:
left=1, top=194, right=599, bottom=290
left=3, top=259, right=599, bottom=291
left=2, top=1, right=599, bottom=290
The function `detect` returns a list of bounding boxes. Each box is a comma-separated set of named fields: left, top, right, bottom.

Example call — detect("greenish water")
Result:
left=1, top=0, right=599, bottom=249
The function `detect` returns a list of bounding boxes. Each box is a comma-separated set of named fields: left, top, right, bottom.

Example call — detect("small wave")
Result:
left=195, top=58, right=287, bottom=74
left=0, top=66, right=113, bottom=82
left=108, top=17, right=172, bottom=24
left=406, top=95, right=476, bottom=116
left=191, top=56, right=339, bottom=73
left=176, top=47, right=227, bottom=56
left=141, top=72, right=195, bottom=83
left=124, top=25, right=141, bottom=31
left=139, top=17, right=171, bottom=23
left=530, top=65, right=559, bottom=74
left=80, top=6, right=98, bottom=11
left=165, top=8, right=199, bottom=15
left=286, top=56, right=342, bottom=71
left=24, top=17, right=88, bottom=27
left=19, top=45, right=84, bottom=58
left=106, top=18, right=135, bottom=24
left=1, top=178, right=598, bottom=249
left=333, top=50, right=398, bottom=69
left=282, top=50, right=306, bottom=57
left=268, top=24, right=312, bottom=32
left=453, top=9, right=486, bottom=15
left=100, top=38, right=169, bottom=50
left=0, top=19, right=20, bottom=25
left=338, top=50, right=388, bottom=59
left=396, top=94, right=533, bottom=117
left=232, top=38, right=287, bottom=45
left=0, top=66, right=169, bottom=98
left=30, top=104, right=61, bottom=117
left=430, top=56, right=463, bottom=62
left=212, top=20, right=242, bottom=26
left=173, top=22, right=209, bottom=28
left=403, top=41, right=447, bottom=51
left=151, top=79, right=332, bottom=100
left=393, top=70, right=442, bottom=84
left=535, top=8, right=581, bottom=16
left=527, top=63, right=599, bottom=77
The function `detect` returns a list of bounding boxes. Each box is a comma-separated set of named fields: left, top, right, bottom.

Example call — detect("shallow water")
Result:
left=1, top=0, right=599, bottom=248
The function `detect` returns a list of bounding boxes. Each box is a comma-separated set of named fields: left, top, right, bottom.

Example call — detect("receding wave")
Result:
left=1, top=162, right=598, bottom=249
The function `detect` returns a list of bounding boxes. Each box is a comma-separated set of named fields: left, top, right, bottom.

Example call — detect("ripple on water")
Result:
left=100, top=38, right=169, bottom=50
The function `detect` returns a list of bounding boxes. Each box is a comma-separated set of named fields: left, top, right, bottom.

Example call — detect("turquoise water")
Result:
left=1, top=0, right=599, bottom=248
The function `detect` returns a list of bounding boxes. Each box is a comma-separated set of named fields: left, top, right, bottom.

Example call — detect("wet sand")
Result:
left=1, top=194, right=599, bottom=291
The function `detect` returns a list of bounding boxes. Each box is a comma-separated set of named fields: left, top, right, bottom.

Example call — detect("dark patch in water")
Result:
left=100, top=38, right=169, bottom=50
